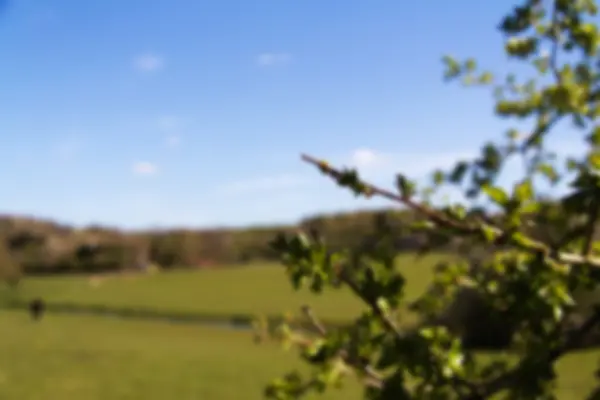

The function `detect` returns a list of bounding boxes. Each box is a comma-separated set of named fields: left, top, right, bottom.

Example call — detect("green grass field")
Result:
left=3, top=253, right=445, bottom=323
left=0, top=310, right=361, bottom=400
left=0, top=310, right=597, bottom=399
left=1, top=253, right=599, bottom=399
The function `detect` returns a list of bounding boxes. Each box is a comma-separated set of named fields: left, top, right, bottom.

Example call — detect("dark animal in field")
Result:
left=29, top=298, right=45, bottom=321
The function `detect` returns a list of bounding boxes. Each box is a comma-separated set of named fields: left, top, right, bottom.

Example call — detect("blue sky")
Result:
left=0, top=0, right=585, bottom=229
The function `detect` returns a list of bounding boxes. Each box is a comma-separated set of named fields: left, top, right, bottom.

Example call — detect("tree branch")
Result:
left=300, top=154, right=600, bottom=270
left=336, top=266, right=403, bottom=338
left=335, top=268, right=479, bottom=396
left=300, top=305, right=384, bottom=389
left=548, top=3, right=562, bottom=83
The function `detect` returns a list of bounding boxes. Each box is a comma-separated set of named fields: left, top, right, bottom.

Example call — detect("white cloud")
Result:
left=133, top=54, right=165, bottom=72
left=349, top=148, right=390, bottom=169
left=214, top=148, right=476, bottom=198
left=132, top=161, right=158, bottom=176
left=256, top=52, right=292, bottom=67
left=332, top=147, right=479, bottom=184
left=212, top=147, right=478, bottom=201
left=215, top=174, right=310, bottom=195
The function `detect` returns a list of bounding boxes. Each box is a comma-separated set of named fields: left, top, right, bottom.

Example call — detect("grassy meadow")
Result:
left=0, top=310, right=361, bottom=400
left=2, top=253, right=444, bottom=324
left=0, top=311, right=596, bottom=400
left=0, top=252, right=598, bottom=399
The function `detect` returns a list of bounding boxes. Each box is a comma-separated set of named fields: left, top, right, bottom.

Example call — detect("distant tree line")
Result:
left=0, top=201, right=589, bottom=278
left=0, top=209, right=416, bottom=277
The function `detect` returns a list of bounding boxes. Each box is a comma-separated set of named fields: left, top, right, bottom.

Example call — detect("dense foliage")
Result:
left=266, top=1, right=600, bottom=398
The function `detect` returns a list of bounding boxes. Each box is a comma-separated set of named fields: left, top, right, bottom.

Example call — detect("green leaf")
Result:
left=534, top=57, right=550, bottom=74
left=396, top=174, right=415, bottom=198
left=464, top=58, right=477, bottom=72
left=587, top=126, right=600, bottom=146
left=536, top=163, right=560, bottom=185
left=588, top=151, right=600, bottom=170
left=376, top=297, right=391, bottom=314
left=514, top=179, right=534, bottom=202
left=482, top=184, right=510, bottom=206
left=506, top=129, right=520, bottom=140
left=505, top=37, right=538, bottom=58
left=479, top=72, right=494, bottom=84
left=552, top=306, right=563, bottom=322
left=432, top=170, right=445, bottom=185
left=510, top=231, right=539, bottom=249
left=449, top=162, right=469, bottom=184
left=481, top=224, right=499, bottom=242
left=442, top=55, right=461, bottom=81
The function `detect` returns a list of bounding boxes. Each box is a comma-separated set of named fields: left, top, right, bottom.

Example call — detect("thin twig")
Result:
left=302, top=154, right=476, bottom=233
left=549, top=5, right=562, bottom=83
left=300, top=305, right=327, bottom=336
left=522, top=114, right=562, bottom=153
left=300, top=305, right=384, bottom=389
left=337, top=267, right=403, bottom=338
left=300, top=154, right=600, bottom=270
